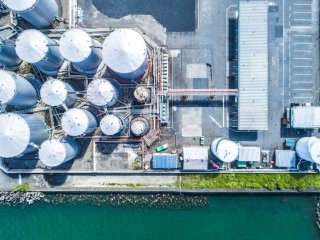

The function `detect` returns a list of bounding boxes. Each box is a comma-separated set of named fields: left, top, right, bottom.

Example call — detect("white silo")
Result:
left=296, top=137, right=320, bottom=164
left=0, top=40, right=22, bottom=68
left=0, top=113, right=48, bottom=158
left=102, top=29, right=149, bottom=81
left=86, top=78, right=119, bottom=107
left=61, top=108, right=97, bottom=136
left=15, top=29, right=64, bottom=75
left=100, top=114, right=124, bottom=136
left=0, top=70, right=38, bottom=108
left=59, top=28, right=102, bottom=74
left=134, top=86, right=150, bottom=103
left=39, top=138, right=79, bottom=168
left=1, top=0, right=58, bottom=28
left=40, top=79, right=76, bottom=107
left=211, top=138, right=239, bottom=162
left=130, top=117, right=150, bottom=137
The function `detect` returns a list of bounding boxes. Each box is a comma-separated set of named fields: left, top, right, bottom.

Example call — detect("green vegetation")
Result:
left=13, top=183, right=30, bottom=192
left=131, top=158, right=142, bottom=170
left=178, top=174, right=320, bottom=191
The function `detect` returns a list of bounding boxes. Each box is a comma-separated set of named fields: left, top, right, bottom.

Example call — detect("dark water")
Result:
left=92, top=0, right=196, bottom=32
left=0, top=195, right=318, bottom=240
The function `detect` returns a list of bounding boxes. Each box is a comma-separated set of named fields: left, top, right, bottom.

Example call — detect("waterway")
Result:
left=0, top=194, right=318, bottom=240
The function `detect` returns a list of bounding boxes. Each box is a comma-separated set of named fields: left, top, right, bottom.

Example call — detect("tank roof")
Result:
left=87, top=79, right=117, bottom=106
left=0, top=113, right=30, bottom=158
left=39, top=139, right=67, bottom=167
left=1, top=0, right=36, bottom=11
left=59, top=28, right=94, bottom=63
left=131, top=119, right=147, bottom=136
left=40, top=79, right=69, bottom=107
left=102, top=29, right=147, bottom=74
left=100, top=115, right=123, bottom=136
left=61, top=108, right=91, bottom=136
left=211, top=138, right=239, bottom=162
left=0, top=70, right=17, bottom=104
left=16, top=30, right=49, bottom=63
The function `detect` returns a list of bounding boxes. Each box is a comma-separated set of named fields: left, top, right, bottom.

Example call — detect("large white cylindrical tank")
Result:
left=86, top=78, right=119, bottom=107
left=130, top=117, right=150, bottom=137
left=211, top=138, right=239, bottom=162
left=40, top=79, right=76, bottom=107
left=0, top=40, right=22, bottom=68
left=0, top=113, right=48, bottom=158
left=102, top=29, right=148, bottom=81
left=39, top=138, right=79, bottom=167
left=15, top=29, right=64, bottom=74
left=61, top=108, right=97, bottom=136
left=296, top=137, right=320, bottom=164
left=0, top=70, right=38, bottom=108
left=59, top=28, right=102, bottom=73
left=1, top=0, right=58, bottom=28
left=100, top=114, right=124, bottom=136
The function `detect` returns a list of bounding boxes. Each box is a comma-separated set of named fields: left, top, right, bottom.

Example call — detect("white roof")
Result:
left=211, top=138, right=239, bottom=162
left=16, top=30, right=49, bottom=63
left=59, top=28, right=94, bottom=63
left=309, top=139, right=320, bottom=164
left=1, top=0, right=36, bottom=11
left=275, top=150, right=296, bottom=168
left=87, top=79, right=117, bottom=106
left=102, top=29, right=147, bottom=74
left=131, top=120, right=147, bottom=135
left=0, top=113, right=30, bottom=157
left=100, top=115, right=123, bottom=136
left=238, top=146, right=261, bottom=162
left=291, top=107, right=320, bottom=128
left=39, top=139, right=67, bottom=167
left=238, top=1, right=269, bottom=131
left=0, top=70, right=17, bottom=104
left=40, top=79, right=68, bottom=106
left=183, top=147, right=209, bottom=170
left=61, top=108, right=91, bottom=136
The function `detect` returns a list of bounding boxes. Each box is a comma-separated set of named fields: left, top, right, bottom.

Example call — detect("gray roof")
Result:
left=183, top=147, right=208, bottom=170
left=238, top=1, right=269, bottom=131
left=238, top=146, right=261, bottom=162
left=275, top=150, right=296, bottom=168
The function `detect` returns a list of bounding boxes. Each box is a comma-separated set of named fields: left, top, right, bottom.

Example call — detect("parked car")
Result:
left=156, top=144, right=168, bottom=152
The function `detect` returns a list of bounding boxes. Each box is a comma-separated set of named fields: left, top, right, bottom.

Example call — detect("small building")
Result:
left=183, top=147, right=209, bottom=170
left=152, top=154, right=178, bottom=169
left=238, top=147, right=261, bottom=162
left=275, top=150, right=296, bottom=168
left=290, top=107, right=320, bottom=129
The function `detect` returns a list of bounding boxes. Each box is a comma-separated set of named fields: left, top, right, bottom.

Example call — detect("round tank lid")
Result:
left=310, top=139, right=320, bottom=164
left=1, top=0, right=36, bottom=11
left=102, top=29, right=147, bottom=74
left=60, top=28, right=94, bottom=63
left=134, top=86, right=149, bottom=101
left=0, top=113, right=30, bottom=158
left=40, top=79, right=69, bottom=106
left=0, top=70, right=17, bottom=104
left=87, top=79, right=116, bottom=106
left=61, top=108, right=90, bottom=136
left=39, top=139, right=67, bottom=167
left=213, top=139, right=238, bottom=162
left=16, top=30, right=49, bottom=63
left=100, top=115, right=123, bottom=136
left=131, top=120, right=146, bottom=135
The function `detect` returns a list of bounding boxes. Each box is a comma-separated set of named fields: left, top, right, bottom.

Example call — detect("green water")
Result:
left=0, top=195, right=318, bottom=240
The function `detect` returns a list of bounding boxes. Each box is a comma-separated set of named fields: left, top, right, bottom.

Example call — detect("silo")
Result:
left=296, top=137, right=320, bottom=164
left=61, top=108, right=97, bottom=136
left=1, top=0, right=58, bottom=28
left=130, top=117, right=150, bottom=137
left=0, top=113, right=48, bottom=158
left=0, top=70, right=38, bottom=108
left=59, top=28, right=102, bottom=74
left=40, top=79, right=76, bottom=107
left=211, top=138, right=239, bottom=162
left=39, top=138, right=79, bottom=168
left=15, top=29, right=64, bottom=75
left=0, top=40, right=22, bottom=68
left=134, top=86, right=150, bottom=103
left=100, top=114, right=124, bottom=136
left=86, top=78, right=119, bottom=107
left=102, top=29, right=148, bottom=81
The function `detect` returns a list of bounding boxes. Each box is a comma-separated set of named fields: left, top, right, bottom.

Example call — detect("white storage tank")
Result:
left=211, top=138, right=239, bottom=162
left=296, top=137, right=320, bottom=164
left=102, top=29, right=148, bottom=81
left=15, top=29, right=64, bottom=75
left=61, top=108, right=97, bottom=136
left=0, top=113, right=48, bottom=158
left=130, top=117, right=150, bottom=137
left=100, top=114, right=124, bottom=136
left=86, top=78, right=119, bottom=107
left=39, top=138, right=79, bottom=168
left=1, top=0, right=58, bottom=28
left=0, top=70, right=38, bottom=108
left=59, top=28, right=102, bottom=74
left=40, top=79, right=76, bottom=107
left=0, top=40, right=22, bottom=68
left=134, top=86, right=150, bottom=103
